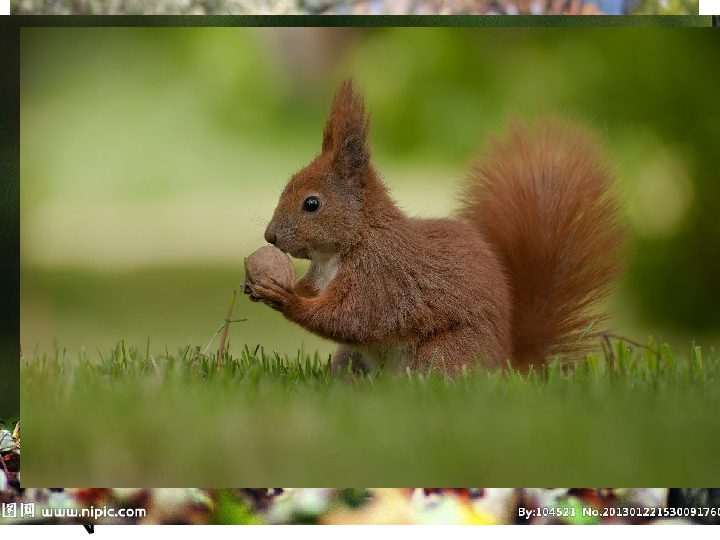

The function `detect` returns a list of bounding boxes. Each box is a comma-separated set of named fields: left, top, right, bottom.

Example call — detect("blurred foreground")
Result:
left=20, top=340, right=720, bottom=486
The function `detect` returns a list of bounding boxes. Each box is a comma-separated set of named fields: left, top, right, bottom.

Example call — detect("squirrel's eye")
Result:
left=302, top=196, right=320, bottom=213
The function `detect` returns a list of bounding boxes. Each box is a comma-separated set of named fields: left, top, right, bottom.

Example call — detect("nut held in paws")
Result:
left=245, top=245, right=295, bottom=290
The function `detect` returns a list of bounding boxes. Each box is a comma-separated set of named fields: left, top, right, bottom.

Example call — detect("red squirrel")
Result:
left=247, top=79, right=626, bottom=376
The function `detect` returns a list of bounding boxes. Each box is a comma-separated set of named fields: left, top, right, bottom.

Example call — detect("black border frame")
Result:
left=3, top=15, right=714, bottom=26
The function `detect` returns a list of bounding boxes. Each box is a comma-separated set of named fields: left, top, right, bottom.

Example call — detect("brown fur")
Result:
left=458, top=118, right=627, bottom=368
left=248, top=79, right=625, bottom=376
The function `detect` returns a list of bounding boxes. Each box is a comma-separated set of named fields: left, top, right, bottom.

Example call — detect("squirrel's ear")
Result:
left=321, top=78, right=371, bottom=185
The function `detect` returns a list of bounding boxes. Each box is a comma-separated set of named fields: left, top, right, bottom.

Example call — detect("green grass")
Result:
left=21, top=337, right=720, bottom=487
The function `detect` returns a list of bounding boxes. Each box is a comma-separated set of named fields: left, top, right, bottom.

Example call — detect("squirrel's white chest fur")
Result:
left=308, top=253, right=340, bottom=293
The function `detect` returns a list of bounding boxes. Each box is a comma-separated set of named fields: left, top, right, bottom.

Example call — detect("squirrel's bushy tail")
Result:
left=459, top=117, right=627, bottom=368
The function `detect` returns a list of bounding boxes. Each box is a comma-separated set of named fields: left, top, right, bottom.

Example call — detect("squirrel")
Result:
left=246, top=78, right=626, bottom=376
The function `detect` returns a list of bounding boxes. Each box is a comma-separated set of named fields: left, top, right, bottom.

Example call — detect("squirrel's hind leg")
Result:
left=330, top=345, right=370, bottom=377
left=415, top=326, right=504, bottom=376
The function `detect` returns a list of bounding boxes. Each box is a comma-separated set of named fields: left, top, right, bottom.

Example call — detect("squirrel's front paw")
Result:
left=247, top=278, right=297, bottom=313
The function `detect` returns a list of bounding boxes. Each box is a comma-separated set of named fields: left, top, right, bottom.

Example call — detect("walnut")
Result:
left=245, top=246, right=295, bottom=293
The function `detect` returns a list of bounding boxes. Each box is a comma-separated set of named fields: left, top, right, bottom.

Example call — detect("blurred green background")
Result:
left=20, top=27, right=720, bottom=362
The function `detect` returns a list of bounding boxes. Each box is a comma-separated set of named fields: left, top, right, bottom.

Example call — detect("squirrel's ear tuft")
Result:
left=322, top=78, right=371, bottom=184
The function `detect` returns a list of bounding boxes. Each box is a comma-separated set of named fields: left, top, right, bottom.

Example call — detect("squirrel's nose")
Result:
left=265, top=229, right=277, bottom=246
